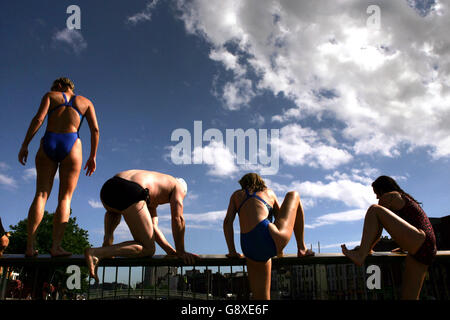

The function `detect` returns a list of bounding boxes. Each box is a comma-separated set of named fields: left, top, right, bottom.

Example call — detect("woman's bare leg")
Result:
left=342, top=204, right=426, bottom=266
left=268, top=191, right=313, bottom=257
left=26, top=145, right=58, bottom=256
left=401, top=254, right=428, bottom=300
left=246, top=258, right=271, bottom=300
left=51, top=139, right=82, bottom=256
left=85, top=201, right=156, bottom=281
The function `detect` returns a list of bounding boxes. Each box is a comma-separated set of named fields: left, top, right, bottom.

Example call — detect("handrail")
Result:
left=1, top=251, right=450, bottom=267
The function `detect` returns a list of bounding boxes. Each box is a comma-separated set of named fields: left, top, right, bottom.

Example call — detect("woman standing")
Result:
left=18, top=77, right=99, bottom=257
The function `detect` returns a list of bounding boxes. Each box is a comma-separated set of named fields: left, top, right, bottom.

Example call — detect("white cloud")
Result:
left=306, top=209, right=366, bottom=229
left=88, top=199, right=104, bottom=209
left=127, top=0, right=160, bottom=25
left=53, top=29, right=87, bottom=54
left=176, top=0, right=450, bottom=159
left=23, top=168, right=37, bottom=181
left=0, top=174, right=17, bottom=189
left=266, top=169, right=377, bottom=209
left=193, top=140, right=238, bottom=177
left=275, top=124, right=353, bottom=170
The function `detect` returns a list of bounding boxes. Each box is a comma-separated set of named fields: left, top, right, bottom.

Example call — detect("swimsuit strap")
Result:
left=237, top=189, right=274, bottom=222
left=48, top=93, right=83, bottom=119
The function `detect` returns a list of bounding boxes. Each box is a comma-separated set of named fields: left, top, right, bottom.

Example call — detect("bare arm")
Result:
left=18, top=93, right=51, bottom=165
left=149, top=208, right=176, bottom=255
left=170, top=191, right=198, bottom=264
left=378, top=191, right=404, bottom=211
left=83, top=100, right=99, bottom=176
left=223, top=192, right=243, bottom=258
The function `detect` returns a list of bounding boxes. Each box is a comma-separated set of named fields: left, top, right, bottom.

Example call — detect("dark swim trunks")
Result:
left=395, top=194, right=437, bottom=266
left=100, top=176, right=150, bottom=211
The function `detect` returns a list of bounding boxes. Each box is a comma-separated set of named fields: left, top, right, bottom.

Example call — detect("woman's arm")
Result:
left=269, top=189, right=281, bottom=220
left=378, top=191, right=405, bottom=211
left=18, top=93, right=51, bottom=165
left=83, top=100, right=99, bottom=176
left=223, top=192, right=242, bottom=257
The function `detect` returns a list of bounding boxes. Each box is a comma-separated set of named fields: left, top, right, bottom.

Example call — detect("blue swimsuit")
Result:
left=42, top=93, right=84, bottom=163
left=239, top=189, right=277, bottom=262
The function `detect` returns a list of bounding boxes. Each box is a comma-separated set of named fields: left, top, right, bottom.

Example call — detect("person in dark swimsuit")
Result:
left=18, top=77, right=99, bottom=257
left=223, top=173, right=314, bottom=300
left=84, top=170, right=198, bottom=282
left=341, top=175, right=437, bottom=300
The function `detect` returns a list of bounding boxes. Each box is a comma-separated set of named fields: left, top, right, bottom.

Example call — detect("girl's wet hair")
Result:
left=238, top=173, right=267, bottom=192
left=372, top=175, right=421, bottom=206
left=51, top=77, right=75, bottom=91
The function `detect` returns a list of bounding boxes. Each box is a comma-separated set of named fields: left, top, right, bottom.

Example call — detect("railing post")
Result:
left=128, top=266, right=132, bottom=299
left=0, top=266, right=8, bottom=300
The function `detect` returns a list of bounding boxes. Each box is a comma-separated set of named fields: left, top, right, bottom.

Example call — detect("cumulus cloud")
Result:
left=176, top=0, right=450, bottom=159
left=53, top=29, right=87, bottom=54
left=192, top=140, right=238, bottom=177
left=275, top=124, right=353, bottom=170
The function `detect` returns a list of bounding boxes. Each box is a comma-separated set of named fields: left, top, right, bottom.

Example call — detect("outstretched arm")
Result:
left=149, top=208, right=176, bottom=255
left=170, top=191, right=198, bottom=264
left=18, top=93, right=51, bottom=165
left=83, top=100, right=99, bottom=176
left=223, top=192, right=243, bottom=258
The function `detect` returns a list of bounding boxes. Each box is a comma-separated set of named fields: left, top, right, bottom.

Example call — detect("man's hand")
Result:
left=176, top=251, right=199, bottom=265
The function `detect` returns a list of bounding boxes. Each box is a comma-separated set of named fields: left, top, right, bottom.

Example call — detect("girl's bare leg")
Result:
left=51, top=139, right=82, bottom=257
left=342, top=204, right=426, bottom=266
left=401, top=254, right=428, bottom=300
left=269, top=191, right=313, bottom=257
left=246, top=258, right=271, bottom=300
left=26, top=145, right=58, bottom=257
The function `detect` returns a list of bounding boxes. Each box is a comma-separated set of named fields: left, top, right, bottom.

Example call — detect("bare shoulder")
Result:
left=266, top=188, right=277, bottom=200
left=75, top=95, right=93, bottom=106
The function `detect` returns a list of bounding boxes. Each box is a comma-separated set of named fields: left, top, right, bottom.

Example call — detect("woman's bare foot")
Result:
left=298, top=248, right=315, bottom=257
left=84, top=248, right=100, bottom=283
left=25, top=248, right=38, bottom=257
left=50, top=246, right=72, bottom=257
left=341, top=244, right=365, bottom=266
left=352, top=245, right=374, bottom=255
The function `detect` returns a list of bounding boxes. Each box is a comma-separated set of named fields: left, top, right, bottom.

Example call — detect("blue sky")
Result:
left=1, top=0, right=450, bottom=263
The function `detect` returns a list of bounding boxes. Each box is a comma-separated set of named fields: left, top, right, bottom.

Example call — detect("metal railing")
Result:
left=1, top=251, right=450, bottom=300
